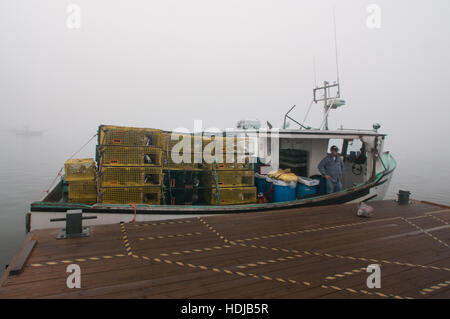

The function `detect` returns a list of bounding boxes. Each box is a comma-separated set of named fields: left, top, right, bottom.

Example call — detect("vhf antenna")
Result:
left=312, top=7, right=346, bottom=130
left=333, top=6, right=341, bottom=95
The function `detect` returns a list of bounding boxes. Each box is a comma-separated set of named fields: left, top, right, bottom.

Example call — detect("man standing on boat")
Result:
left=318, top=145, right=344, bottom=194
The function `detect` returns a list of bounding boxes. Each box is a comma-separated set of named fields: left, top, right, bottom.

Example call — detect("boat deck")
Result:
left=1, top=200, right=450, bottom=299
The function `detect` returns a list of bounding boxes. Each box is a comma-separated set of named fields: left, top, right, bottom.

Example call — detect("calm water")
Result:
left=0, top=133, right=449, bottom=273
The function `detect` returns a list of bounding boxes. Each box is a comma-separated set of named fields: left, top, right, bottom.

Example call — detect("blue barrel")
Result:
left=273, top=184, right=296, bottom=202
left=296, top=184, right=318, bottom=197
left=311, top=175, right=327, bottom=195
left=265, top=179, right=273, bottom=193
left=256, top=176, right=267, bottom=194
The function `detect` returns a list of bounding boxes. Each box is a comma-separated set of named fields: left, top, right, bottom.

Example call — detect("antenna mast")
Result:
left=312, top=8, right=346, bottom=130
left=333, top=7, right=341, bottom=90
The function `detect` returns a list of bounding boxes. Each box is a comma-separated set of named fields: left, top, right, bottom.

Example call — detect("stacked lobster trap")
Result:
left=160, top=132, right=257, bottom=205
left=65, top=158, right=97, bottom=204
left=96, top=125, right=163, bottom=204
left=200, top=135, right=257, bottom=205
left=64, top=125, right=258, bottom=206
left=161, top=133, right=209, bottom=205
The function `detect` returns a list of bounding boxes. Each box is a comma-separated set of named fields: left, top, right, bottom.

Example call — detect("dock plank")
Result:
left=1, top=200, right=449, bottom=299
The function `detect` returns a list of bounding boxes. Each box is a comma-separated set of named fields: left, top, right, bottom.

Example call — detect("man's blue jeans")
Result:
left=326, top=179, right=342, bottom=194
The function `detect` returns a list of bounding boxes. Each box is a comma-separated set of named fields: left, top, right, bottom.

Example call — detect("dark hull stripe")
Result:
left=362, top=194, right=378, bottom=202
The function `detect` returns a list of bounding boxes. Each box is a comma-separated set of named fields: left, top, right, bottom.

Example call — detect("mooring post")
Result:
left=50, top=210, right=97, bottom=239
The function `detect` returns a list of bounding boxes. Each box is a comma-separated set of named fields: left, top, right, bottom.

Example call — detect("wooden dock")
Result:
left=1, top=200, right=449, bottom=299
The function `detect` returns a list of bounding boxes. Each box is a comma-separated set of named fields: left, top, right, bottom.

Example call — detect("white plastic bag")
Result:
left=357, top=202, right=374, bottom=218
left=255, top=172, right=265, bottom=179
left=298, top=176, right=320, bottom=187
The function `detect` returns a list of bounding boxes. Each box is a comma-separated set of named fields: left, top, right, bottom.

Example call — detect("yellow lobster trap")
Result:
left=205, top=187, right=257, bottom=205
left=98, top=125, right=163, bottom=147
left=202, top=153, right=255, bottom=170
left=162, top=151, right=209, bottom=170
left=68, top=181, right=97, bottom=204
left=65, top=158, right=96, bottom=182
left=161, top=133, right=255, bottom=156
left=99, top=166, right=163, bottom=187
left=98, top=186, right=161, bottom=205
left=98, top=146, right=163, bottom=167
left=202, top=170, right=255, bottom=187
left=161, top=133, right=205, bottom=152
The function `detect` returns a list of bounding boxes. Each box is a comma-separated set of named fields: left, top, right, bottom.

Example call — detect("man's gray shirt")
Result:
left=318, top=155, right=344, bottom=183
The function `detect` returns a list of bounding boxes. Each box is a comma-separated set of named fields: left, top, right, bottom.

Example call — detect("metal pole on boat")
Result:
left=323, top=81, right=329, bottom=130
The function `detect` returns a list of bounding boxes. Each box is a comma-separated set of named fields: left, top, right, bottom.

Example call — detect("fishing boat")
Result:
left=10, top=126, right=43, bottom=137
left=27, top=80, right=396, bottom=231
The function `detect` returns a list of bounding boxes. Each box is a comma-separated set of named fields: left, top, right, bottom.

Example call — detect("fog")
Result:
left=1, top=0, right=450, bottom=273
left=0, top=0, right=449, bottom=176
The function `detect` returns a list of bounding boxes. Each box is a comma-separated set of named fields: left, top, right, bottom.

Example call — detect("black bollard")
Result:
left=50, top=210, right=97, bottom=239
left=398, top=190, right=411, bottom=205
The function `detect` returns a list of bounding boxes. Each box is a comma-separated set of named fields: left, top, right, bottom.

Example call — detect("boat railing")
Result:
left=375, top=151, right=396, bottom=177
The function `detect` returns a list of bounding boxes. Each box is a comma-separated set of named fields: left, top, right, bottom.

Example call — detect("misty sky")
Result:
left=0, top=0, right=449, bottom=159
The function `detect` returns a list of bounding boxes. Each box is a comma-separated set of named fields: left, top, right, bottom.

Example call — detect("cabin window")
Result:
left=327, top=138, right=367, bottom=164
left=327, top=139, right=344, bottom=154
left=345, top=139, right=367, bottom=164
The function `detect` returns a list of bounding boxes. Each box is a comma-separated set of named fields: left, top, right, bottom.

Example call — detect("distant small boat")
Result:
left=10, top=127, right=43, bottom=137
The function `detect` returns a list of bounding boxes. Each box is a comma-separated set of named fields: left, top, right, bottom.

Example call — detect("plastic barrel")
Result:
left=273, top=184, right=296, bottom=202
left=311, top=175, right=327, bottom=195
left=256, top=177, right=267, bottom=194
left=265, top=179, right=273, bottom=193
left=296, top=184, right=318, bottom=197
